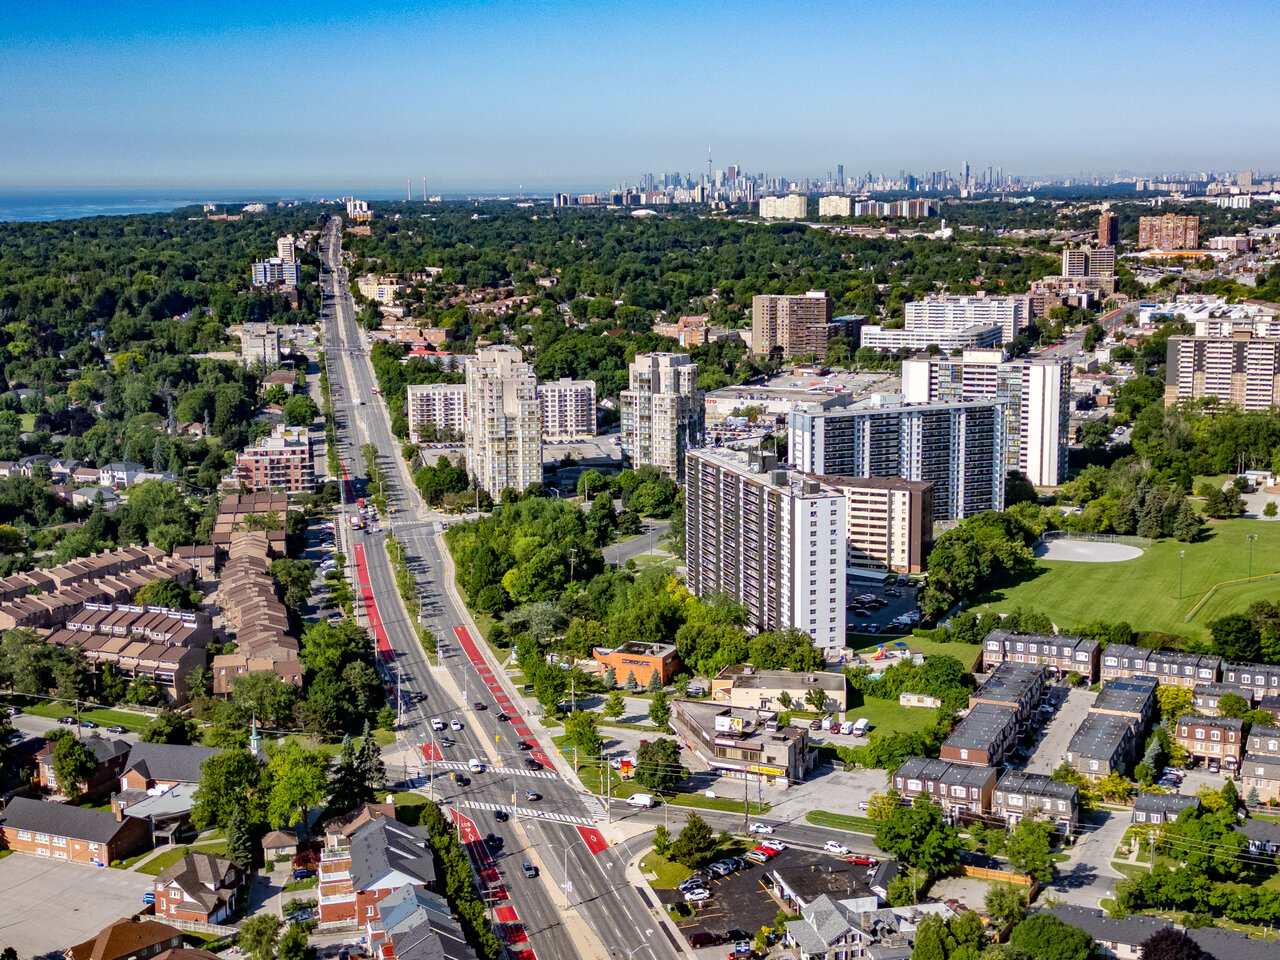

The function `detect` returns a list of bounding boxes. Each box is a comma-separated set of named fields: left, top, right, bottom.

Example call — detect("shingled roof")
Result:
left=66, top=919, right=182, bottom=960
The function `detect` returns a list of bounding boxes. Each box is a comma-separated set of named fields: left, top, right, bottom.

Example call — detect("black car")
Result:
left=496, top=713, right=510, bottom=722
left=524, top=758, right=542, bottom=770
left=472, top=702, right=486, bottom=711
left=494, top=810, right=509, bottom=823
left=412, top=693, right=427, bottom=703
left=884, top=588, right=901, bottom=597
left=484, top=833, right=503, bottom=851
left=518, top=741, right=534, bottom=751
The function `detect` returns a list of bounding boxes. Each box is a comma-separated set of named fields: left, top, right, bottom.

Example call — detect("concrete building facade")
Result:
left=465, top=345, right=542, bottom=496
left=538, top=378, right=597, bottom=440
left=751, top=292, right=839, bottom=358
left=818, top=476, right=933, bottom=574
left=406, top=383, right=467, bottom=443
left=620, top=353, right=702, bottom=481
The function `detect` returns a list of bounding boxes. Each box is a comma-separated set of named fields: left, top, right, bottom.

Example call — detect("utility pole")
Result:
left=743, top=776, right=749, bottom=834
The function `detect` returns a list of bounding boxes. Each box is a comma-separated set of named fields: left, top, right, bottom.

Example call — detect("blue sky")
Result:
left=2, top=0, right=1277, bottom=192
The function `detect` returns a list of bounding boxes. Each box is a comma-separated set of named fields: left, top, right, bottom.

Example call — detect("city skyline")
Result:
left=3, top=0, right=1280, bottom=191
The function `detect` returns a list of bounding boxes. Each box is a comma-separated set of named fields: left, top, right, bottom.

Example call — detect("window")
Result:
left=16, top=830, right=31, bottom=841
left=52, top=836, right=66, bottom=847
left=1211, top=730, right=1221, bottom=741
left=1089, top=760, right=1099, bottom=771
left=367, top=907, right=376, bottom=917
left=959, top=749, right=969, bottom=760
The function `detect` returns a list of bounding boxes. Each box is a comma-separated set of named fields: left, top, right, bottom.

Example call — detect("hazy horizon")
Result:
left=3, top=0, right=1279, bottom=191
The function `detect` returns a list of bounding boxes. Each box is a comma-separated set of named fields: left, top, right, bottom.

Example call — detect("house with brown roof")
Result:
left=152, top=851, right=242, bottom=924
left=323, top=801, right=395, bottom=850
left=65, top=918, right=184, bottom=960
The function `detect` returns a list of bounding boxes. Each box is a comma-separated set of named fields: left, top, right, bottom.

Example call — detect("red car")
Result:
left=752, top=845, right=778, bottom=858
left=851, top=855, right=879, bottom=866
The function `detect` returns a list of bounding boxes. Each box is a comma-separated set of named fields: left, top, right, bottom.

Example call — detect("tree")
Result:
left=141, top=711, right=197, bottom=744
left=276, top=923, right=311, bottom=960
left=623, top=671, right=637, bottom=690
left=329, top=736, right=365, bottom=814
left=602, top=666, right=616, bottom=688
left=564, top=710, right=602, bottom=758
left=1217, top=692, right=1251, bottom=719
left=874, top=797, right=961, bottom=883
left=1267, top=502, right=1278, bottom=519
left=649, top=690, right=671, bottom=727
left=269, top=557, right=315, bottom=612
left=1004, top=817, right=1056, bottom=881
left=911, top=914, right=948, bottom=960
left=356, top=723, right=386, bottom=798
left=267, top=741, right=329, bottom=832
left=866, top=791, right=902, bottom=824
left=805, top=687, right=827, bottom=713
left=134, top=578, right=197, bottom=610
left=1156, top=686, right=1194, bottom=723
left=604, top=690, right=625, bottom=719
left=238, top=914, right=282, bottom=960
left=226, top=804, right=255, bottom=870
left=193, top=748, right=269, bottom=829
left=1209, top=613, right=1262, bottom=663
left=634, top=737, right=684, bottom=793
left=1139, top=928, right=1208, bottom=960
left=283, top=394, right=319, bottom=426
left=1008, top=914, right=1097, bottom=960
left=646, top=670, right=663, bottom=693
left=51, top=734, right=99, bottom=799
left=984, top=882, right=1027, bottom=929
left=667, top=812, right=714, bottom=868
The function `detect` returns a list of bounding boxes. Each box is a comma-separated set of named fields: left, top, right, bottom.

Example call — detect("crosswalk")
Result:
left=577, top=792, right=608, bottom=822
left=463, top=800, right=594, bottom=826
left=430, top=760, right=559, bottom=780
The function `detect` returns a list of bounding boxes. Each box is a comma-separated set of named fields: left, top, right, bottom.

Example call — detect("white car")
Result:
left=823, top=841, right=850, bottom=856
left=430, top=718, right=444, bottom=731
left=748, top=822, right=774, bottom=834
left=759, top=840, right=787, bottom=852
left=450, top=719, right=463, bottom=731
left=683, top=889, right=711, bottom=903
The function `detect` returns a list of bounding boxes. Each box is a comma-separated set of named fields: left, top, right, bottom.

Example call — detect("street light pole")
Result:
left=1179, top=550, right=1185, bottom=600
left=1247, top=534, right=1258, bottom=578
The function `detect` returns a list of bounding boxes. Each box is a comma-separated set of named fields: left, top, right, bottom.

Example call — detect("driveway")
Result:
left=1021, top=686, right=1096, bottom=776
left=0, top=855, right=154, bottom=957
left=1044, top=808, right=1128, bottom=908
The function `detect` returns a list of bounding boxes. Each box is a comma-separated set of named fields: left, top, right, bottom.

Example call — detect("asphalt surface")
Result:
left=319, top=220, right=673, bottom=960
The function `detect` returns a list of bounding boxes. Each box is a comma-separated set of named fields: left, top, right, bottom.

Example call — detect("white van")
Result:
left=839, top=720, right=855, bottom=735
left=626, top=793, right=655, bottom=808
left=851, top=718, right=870, bottom=737
left=821, top=715, right=835, bottom=731
left=468, top=758, right=484, bottom=773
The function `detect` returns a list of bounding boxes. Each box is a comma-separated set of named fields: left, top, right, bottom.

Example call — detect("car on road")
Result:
left=748, top=822, right=773, bottom=834
left=472, top=702, right=486, bottom=711
left=57, top=715, right=75, bottom=725
left=439, top=737, right=455, bottom=748
left=430, top=717, right=444, bottom=731
left=518, top=741, right=534, bottom=751
left=496, top=712, right=510, bottom=722
left=412, top=693, right=427, bottom=703
left=851, top=855, right=879, bottom=866
left=858, top=801, right=870, bottom=811
left=823, top=841, right=850, bottom=856
left=523, top=758, right=542, bottom=770
left=79, top=720, right=97, bottom=729
left=494, top=810, right=509, bottom=823
left=759, top=840, right=786, bottom=852
left=5, top=732, right=24, bottom=746
left=107, top=725, right=127, bottom=734
left=484, top=833, right=502, bottom=851
left=683, top=888, right=711, bottom=903
left=525, top=790, right=540, bottom=802
left=450, top=719, right=463, bottom=731
left=468, top=759, right=485, bottom=773
left=522, top=862, right=538, bottom=878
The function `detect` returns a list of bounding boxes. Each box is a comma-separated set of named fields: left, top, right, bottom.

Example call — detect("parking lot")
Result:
left=653, top=845, right=873, bottom=953
left=846, top=578, right=923, bottom=636
left=0, top=855, right=155, bottom=956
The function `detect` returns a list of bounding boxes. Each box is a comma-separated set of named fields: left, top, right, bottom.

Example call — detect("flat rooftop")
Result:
left=944, top=702, right=1018, bottom=753
left=716, top=664, right=846, bottom=693
left=1092, top=677, right=1157, bottom=717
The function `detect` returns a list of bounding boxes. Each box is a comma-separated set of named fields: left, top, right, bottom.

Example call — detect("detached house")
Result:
left=152, top=851, right=242, bottom=924
left=65, top=919, right=184, bottom=960
left=36, top=734, right=131, bottom=800
left=317, top=818, right=438, bottom=924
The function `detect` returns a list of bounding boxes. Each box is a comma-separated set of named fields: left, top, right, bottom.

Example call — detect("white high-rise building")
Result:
left=406, top=383, right=468, bottom=443
left=465, top=346, right=542, bottom=496
left=685, top=447, right=846, bottom=650
left=901, top=350, right=1070, bottom=486
left=276, top=235, right=297, bottom=261
left=817, top=196, right=852, bottom=218
left=538, top=378, right=597, bottom=440
left=250, top=257, right=300, bottom=287
left=620, top=353, right=703, bottom=481
left=903, top=294, right=1033, bottom=344
left=759, top=195, right=808, bottom=220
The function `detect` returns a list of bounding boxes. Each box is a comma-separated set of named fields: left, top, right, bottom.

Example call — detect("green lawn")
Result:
left=805, top=810, right=877, bottom=835
left=977, top=518, right=1280, bottom=640
left=558, top=746, right=769, bottom=814
left=841, top=694, right=940, bottom=736
left=137, top=841, right=228, bottom=875
left=851, top=638, right=983, bottom=669
left=638, top=836, right=752, bottom=888
left=4, top=699, right=152, bottom=732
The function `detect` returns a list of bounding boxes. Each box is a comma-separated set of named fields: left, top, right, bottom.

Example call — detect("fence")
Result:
left=164, top=919, right=239, bottom=938
left=1184, top=571, right=1280, bottom=622
left=950, top=863, right=1040, bottom=896
left=1041, top=531, right=1152, bottom=547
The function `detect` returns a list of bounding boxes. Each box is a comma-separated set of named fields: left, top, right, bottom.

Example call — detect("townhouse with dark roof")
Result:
left=982, top=629, right=1100, bottom=682
left=891, top=757, right=997, bottom=818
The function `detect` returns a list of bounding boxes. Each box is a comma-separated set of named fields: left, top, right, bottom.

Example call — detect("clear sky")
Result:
left=2, top=0, right=1278, bottom=193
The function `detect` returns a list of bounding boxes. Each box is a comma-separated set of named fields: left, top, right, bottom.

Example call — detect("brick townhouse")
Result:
left=981, top=629, right=1100, bottom=682
left=892, top=757, right=997, bottom=819
left=1100, top=644, right=1220, bottom=690
left=0, top=797, right=149, bottom=865
left=940, top=702, right=1019, bottom=767
left=1174, top=714, right=1245, bottom=770
left=993, top=771, right=1080, bottom=834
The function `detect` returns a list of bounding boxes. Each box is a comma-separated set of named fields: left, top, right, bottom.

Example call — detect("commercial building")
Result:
left=669, top=699, right=812, bottom=786
left=902, top=294, right=1033, bottom=344
left=759, top=194, right=808, bottom=220
left=817, top=195, right=852, bottom=218
left=465, top=345, right=542, bottom=496
left=751, top=291, right=845, bottom=359
left=940, top=702, right=1020, bottom=767
left=538, top=378, right=597, bottom=440
left=818, top=476, right=932, bottom=574
left=619, top=353, right=702, bottom=480
left=981, top=630, right=1101, bottom=682
left=1098, top=211, right=1119, bottom=247
left=685, top=448, right=846, bottom=649
left=891, top=757, right=997, bottom=819
left=406, top=382, right=468, bottom=443
left=227, top=425, right=314, bottom=493
left=1138, top=214, right=1200, bottom=250
left=788, top=395, right=1005, bottom=521
left=0, top=797, right=150, bottom=865
left=1164, top=333, right=1280, bottom=410
left=251, top=257, right=300, bottom=287
left=1174, top=714, right=1245, bottom=770
left=1100, top=645, right=1221, bottom=690
left=1065, top=712, right=1136, bottom=778
left=711, top=664, right=848, bottom=713
left=590, top=641, right=680, bottom=689
left=993, top=771, right=1079, bottom=834
left=901, top=350, right=1071, bottom=486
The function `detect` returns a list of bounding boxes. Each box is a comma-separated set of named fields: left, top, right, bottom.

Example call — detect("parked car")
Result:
left=79, top=720, right=97, bottom=729
left=292, top=868, right=315, bottom=880
left=58, top=715, right=76, bottom=725
left=107, top=725, right=127, bottom=734
left=683, top=889, right=711, bottom=903
left=678, top=876, right=708, bottom=892
left=851, top=855, right=879, bottom=866
left=142, top=892, right=155, bottom=905
left=748, top=822, right=774, bottom=834
left=752, top=845, right=778, bottom=858
left=689, top=932, right=725, bottom=948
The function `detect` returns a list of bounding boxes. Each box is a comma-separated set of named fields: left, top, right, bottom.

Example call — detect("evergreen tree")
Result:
left=602, top=666, right=616, bottom=687
left=623, top=670, right=637, bottom=690
left=649, top=690, right=671, bottom=727
left=604, top=689, right=625, bottom=719
left=357, top=721, right=386, bottom=799
left=226, top=804, right=254, bottom=870
left=646, top=670, right=663, bottom=693
left=328, top=735, right=363, bottom=813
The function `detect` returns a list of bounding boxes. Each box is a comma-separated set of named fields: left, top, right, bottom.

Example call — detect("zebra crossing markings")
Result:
left=430, top=760, right=558, bottom=779
left=463, top=800, right=593, bottom=826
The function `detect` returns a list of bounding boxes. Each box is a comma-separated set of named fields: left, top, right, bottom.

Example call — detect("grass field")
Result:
left=978, top=517, right=1280, bottom=640
left=841, top=694, right=939, bottom=736
left=851, top=638, right=983, bottom=669
left=805, top=810, right=876, bottom=835
left=137, top=841, right=227, bottom=875
left=3, top=699, right=153, bottom=732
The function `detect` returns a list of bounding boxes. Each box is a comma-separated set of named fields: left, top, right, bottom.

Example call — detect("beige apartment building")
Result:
left=227, top=425, right=314, bottom=494
left=538, top=378, right=597, bottom=440
left=356, top=274, right=406, bottom=305
left=465, top=345, right=542, bottom=496
left=818, top=476, right=933, bottom=574
left=751, top=291, right=837, bottom=358
left=406, top=382, right=467, bottom=442
left=817, top=196, right=852, bottom=218
left=620, top=352, right=702, bottom=481
left=1164, top=333, right=1280, bottom=410
left=759, top=195, right=808, bottom=220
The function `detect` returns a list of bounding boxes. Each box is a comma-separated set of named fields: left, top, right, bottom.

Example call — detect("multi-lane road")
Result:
left=318, top=219, right=676, bottom=960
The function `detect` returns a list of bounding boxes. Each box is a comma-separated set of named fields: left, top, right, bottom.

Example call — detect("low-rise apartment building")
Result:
left=670, top=699, right=812, bottom=787
left=1100, top=644, right=1220, bottom=689
left=969, top=662, right=1046, bottom=726
left=710, top=664, right=848, bottom=713
left=981, top=629, right=1101, bottom=682
left=591, top=642, right=680, bottom=689
left=318, top=817, right=438, bottom=925
left=993, top=771, right=1080, bottom=834
left=1193, top=682, right=1252, bottom=716
left=1175, top=714, right=1245, bottom=770
left=366, top=884, right=471, bottom=960
left=819, top=476, right=933, bottom=574
left=1132, top=793, right=1200, bottom=826
left=1065, top=712, right=1136, bottom=779
left=940, top=702, right=1020, bottom=767
left=36, top=734, right=130, bottom=800
left=0, top=797, right=149, bottom=865
left=227, top=425, right=314, bottom=494
left=891, top=757, right=997, bottom=819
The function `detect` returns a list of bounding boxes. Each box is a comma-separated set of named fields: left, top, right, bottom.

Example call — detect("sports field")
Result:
left=979, top=518, right=1280, bottom=641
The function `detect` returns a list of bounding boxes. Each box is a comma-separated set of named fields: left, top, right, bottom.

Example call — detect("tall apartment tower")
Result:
left=1098, top=211, right=1119, bottom=247
left=901, top=351, right=1070, bottom=486
left=464, top=345, right=542, bottom=496
left=620, top=353, right=703, bottom=481
left=788, top=396, right=1006, bottom=521
left=276, top=235, right=298, bottom=261
left=1062, top=247, right=1115, bottom=280
left=751, top=291, right=837, bottom=358
left=1164, top=334, right=1280, bottom=410
left=685, top=447, right=846, bottom=650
